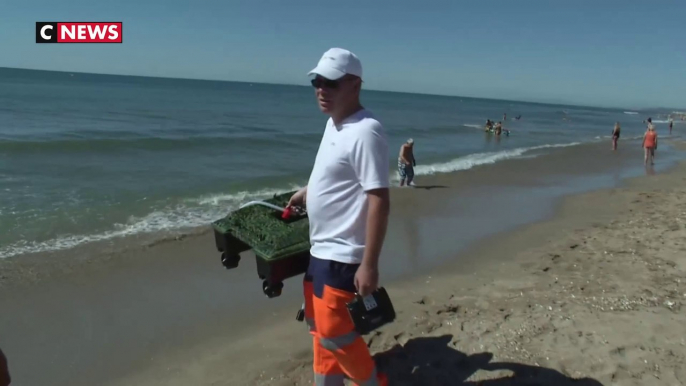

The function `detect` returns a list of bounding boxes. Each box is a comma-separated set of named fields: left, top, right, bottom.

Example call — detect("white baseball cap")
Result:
left=308, top=48, right=363, bottom=80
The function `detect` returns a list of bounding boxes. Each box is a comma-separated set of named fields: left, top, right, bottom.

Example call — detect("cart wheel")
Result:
left=263, top=280, right=284, bottom=298
left=221, top=253, right=240, bottom=269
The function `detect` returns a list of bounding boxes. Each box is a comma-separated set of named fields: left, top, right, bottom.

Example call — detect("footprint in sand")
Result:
left=436, top=304, right=460, bottom=315
left=610, top=346, right=627, bottom=358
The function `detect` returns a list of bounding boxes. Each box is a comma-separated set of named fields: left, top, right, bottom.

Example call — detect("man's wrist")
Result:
left=360, top=257, right=379, bottom=269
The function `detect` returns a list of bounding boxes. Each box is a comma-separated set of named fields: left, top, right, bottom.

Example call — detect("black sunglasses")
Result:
left=310, top=77, right=343, bottom=89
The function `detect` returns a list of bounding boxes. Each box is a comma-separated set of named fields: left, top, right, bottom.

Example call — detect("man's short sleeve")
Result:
left=350, top=122, right=390, bottom=191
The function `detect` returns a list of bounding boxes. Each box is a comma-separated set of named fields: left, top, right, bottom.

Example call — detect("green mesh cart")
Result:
left=211, top=191, right=310, bottom=298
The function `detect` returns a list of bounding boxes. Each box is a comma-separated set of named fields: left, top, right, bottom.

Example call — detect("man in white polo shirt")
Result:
left=288, top=48, right=390, bottom=386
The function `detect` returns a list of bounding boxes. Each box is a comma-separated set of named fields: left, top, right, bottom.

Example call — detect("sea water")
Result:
left=0, top=67, right=679, bottom=258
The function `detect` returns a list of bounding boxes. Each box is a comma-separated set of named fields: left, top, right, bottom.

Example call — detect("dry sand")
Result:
left=103, top=145, right=686, bottom=386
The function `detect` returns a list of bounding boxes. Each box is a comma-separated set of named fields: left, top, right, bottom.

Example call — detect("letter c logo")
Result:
left=41, top=25, right=53, bottom=40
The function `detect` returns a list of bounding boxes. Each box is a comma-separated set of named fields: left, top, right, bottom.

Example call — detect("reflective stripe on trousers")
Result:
left=305, top=317, right=316, bottom=333
left=314, top=368, right=381, bottom=386
left=319, top=331, right=359, bottom=351
left=304, top=256, right=387, bottom=386
left=314, top=372, right=346, bottom=386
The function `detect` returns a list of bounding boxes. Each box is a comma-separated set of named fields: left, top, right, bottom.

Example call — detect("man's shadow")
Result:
left=374, top=335, right=603, bottom=385
left=411, top=185, right=448, bottom=190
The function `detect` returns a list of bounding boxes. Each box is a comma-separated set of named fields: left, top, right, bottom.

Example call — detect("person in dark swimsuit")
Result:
left=612, top=122, right=621, bottom=151
left=484, top=119, right=493, bottom=132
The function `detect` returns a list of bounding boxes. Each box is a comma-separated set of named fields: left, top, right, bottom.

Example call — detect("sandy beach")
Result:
left=119, top=144, right=686, bottom=386
left=246, top=144, right=686, bottom=386
left=2, top=140, right=686, bottom=386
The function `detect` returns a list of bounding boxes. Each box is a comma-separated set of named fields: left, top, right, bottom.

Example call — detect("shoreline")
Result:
left=2, top=136, right=683, bottom=289
left=1, top=140, right=685, bottom=386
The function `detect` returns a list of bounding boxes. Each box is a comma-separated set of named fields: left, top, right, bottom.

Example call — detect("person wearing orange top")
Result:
left=642, top=124, right=658, bottom=165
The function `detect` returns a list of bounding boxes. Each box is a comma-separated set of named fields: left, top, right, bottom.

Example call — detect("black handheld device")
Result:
left=346, top=287, right=396, bottom=335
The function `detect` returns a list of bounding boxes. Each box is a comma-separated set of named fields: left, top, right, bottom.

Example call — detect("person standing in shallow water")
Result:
left=611, top=122, right=621, bottom=151
left=398, top=138, right=416, bottom=187
left=642, top=124, right=658, bottom=165
left=494, top=122, right=503, bottom=136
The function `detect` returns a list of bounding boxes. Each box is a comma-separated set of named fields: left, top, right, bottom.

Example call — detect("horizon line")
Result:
left=0, top=66, right=680, bottom=112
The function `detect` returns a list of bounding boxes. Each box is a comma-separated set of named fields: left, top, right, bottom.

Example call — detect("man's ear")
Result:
left=350, top=76, right=362, bottom=91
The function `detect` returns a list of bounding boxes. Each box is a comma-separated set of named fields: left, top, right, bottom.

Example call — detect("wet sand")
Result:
left=1, top=138, right=685, bottom=385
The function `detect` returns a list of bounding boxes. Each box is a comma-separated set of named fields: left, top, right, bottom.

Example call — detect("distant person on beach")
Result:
left=642, top=124, right=658, bottom=165
left=288, top=47, right=390, bottom=386
left=612, top=122, right=621, bottom=151
left=398, top=138, right=416, bottom=186
left=669, top=118, right=673, bottom=134
left=0, top=348, right=10, bottom=386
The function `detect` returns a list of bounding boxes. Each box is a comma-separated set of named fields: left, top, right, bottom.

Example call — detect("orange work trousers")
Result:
left=303, top=255, right=387, bottom=386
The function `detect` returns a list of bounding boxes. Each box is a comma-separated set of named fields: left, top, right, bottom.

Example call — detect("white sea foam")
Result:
left=1, top=142, right=582, bottom=259
left=0, top=186, right=302, bottom=259
left=463, top=124, right=482, bottom=129
left=624, top=111, right=639, bottom=115
left=393, top=142, right=581, bottom=180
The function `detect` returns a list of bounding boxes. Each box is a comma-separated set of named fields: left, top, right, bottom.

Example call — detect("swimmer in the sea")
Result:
left=494, top=121, right=503, bottom=136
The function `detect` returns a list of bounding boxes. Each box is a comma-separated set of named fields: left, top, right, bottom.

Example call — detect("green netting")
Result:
left=212, top=191, right=310, bottom=261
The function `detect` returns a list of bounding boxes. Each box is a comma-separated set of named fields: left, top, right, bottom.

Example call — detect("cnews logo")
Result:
left=36, top=22, right=122, bottom=43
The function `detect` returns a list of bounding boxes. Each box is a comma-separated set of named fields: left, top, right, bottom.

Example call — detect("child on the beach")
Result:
left=612, top=122, right=620, bottom=151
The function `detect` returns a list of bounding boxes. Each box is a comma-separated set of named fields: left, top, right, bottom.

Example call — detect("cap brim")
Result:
left=307, top=65, right=346, bottom=80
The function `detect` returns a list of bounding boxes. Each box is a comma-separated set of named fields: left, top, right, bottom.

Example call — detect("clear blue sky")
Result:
left=1, top=0, right=684, bottom=108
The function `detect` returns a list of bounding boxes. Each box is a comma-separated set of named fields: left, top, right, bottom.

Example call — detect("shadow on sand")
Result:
left=410, top=185, right=448, bottom=190
left=375, top=335, right=603, bottom=385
